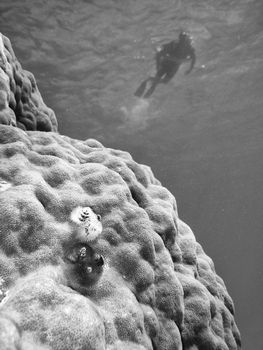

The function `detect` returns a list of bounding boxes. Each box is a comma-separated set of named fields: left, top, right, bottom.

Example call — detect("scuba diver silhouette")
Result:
left=134, top=31, right=196, bottom=98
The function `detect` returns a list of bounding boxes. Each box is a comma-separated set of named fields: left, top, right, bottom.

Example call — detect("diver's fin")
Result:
left=134, top=80, right=148, bottom=97
left=143, top=83, right=157, bottom=98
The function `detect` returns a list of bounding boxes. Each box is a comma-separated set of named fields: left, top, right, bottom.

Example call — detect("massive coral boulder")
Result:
left=0, top=33, right=57, bottom=132
left=0, top=35, right=241, bottom=350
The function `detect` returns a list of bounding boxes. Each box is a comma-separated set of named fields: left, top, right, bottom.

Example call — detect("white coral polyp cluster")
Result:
left=70, top=206, right=102, bottom=242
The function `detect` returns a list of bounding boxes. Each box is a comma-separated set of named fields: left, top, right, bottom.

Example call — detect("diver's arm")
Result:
left=185, top=50, right=196, bottom=74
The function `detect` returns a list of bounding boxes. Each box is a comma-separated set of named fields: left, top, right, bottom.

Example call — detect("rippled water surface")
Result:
left=1, top=0, right=263, bottom=348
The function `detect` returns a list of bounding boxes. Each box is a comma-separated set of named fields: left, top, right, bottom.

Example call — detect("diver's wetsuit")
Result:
left=135, top=32, right=196, bottom=98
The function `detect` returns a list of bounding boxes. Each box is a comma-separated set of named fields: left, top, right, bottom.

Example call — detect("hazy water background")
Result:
left=1, top=0, right=263, bottom=348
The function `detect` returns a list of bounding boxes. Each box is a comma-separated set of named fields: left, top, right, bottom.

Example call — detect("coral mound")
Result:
left=0, top=34, right=241, bottom=350
left=0, top=33, right=57, bottom=132
left=0, top=126, right=241, bottom=349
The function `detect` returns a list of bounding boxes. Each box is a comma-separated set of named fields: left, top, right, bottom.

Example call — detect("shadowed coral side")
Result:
left=0, top=33, right=57, bottom=132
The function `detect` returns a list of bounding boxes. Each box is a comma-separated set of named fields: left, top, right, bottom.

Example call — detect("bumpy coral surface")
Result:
left=0, top=33, right=57, bottom=132
left=0, top=34, right=241, bottom=349
left=0, top=125, right=241, bottom=349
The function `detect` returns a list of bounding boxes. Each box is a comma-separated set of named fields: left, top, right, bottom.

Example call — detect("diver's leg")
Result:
left=143, top=77, right=160, bottom=98
left=160, top=63, right=180, bottom=84
left=142, top=67, right=168, bottom=98
left=159, top=74, right=174, bottom=84
left=143, top=65, right=178, bottom=98
left=142, top=67, right=167, bottom=98
left=142, top=63, right=178, bottom=98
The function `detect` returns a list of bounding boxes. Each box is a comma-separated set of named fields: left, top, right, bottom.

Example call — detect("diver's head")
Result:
left=179, top=31, right=192, bottom=44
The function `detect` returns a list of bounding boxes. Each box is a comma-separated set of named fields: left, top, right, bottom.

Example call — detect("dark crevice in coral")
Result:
left=151, top=339, right=158, bottom=350
left=129, top=184, right=149, bottom=208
